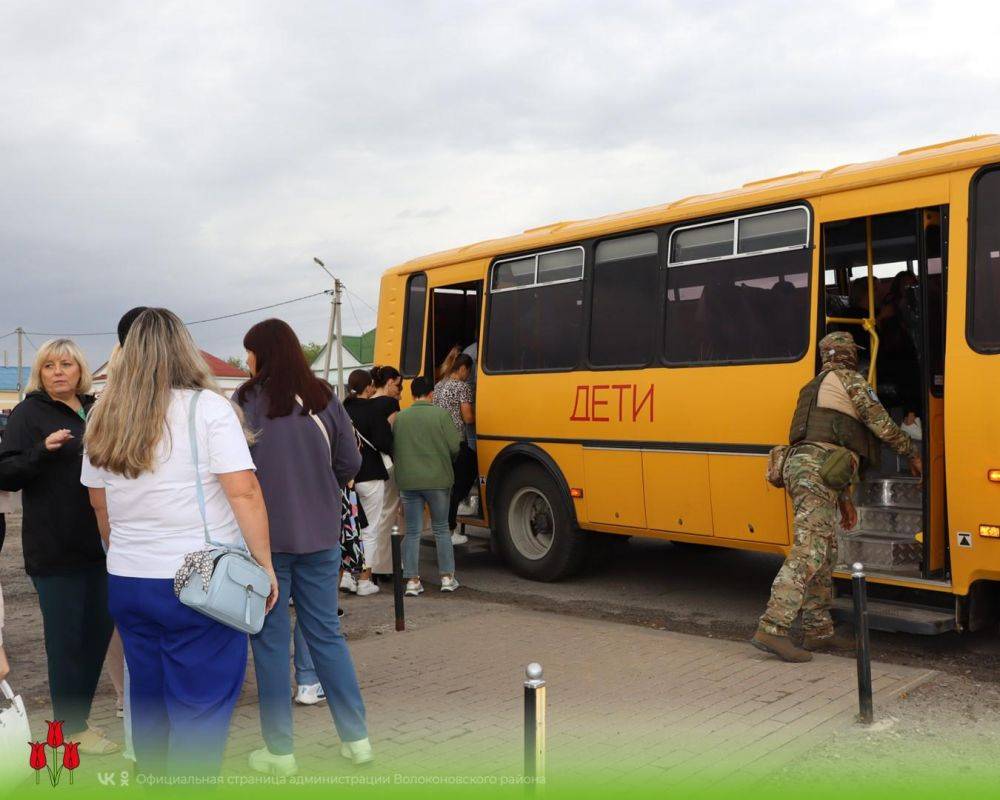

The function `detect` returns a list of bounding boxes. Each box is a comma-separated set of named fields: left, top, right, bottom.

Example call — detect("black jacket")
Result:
left=343, top=396, right=394, bottom=483
left=0, top=391, right=105, bottom=576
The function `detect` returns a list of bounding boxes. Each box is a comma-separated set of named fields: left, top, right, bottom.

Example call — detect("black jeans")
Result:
left=448, top=442, right=480, bottom=531
left=32, top=564, right=114, bottom=736
left=0, top=514, right=5, bottom=555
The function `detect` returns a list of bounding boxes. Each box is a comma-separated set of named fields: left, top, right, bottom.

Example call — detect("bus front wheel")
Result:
left=495, top=463, right=587, bottom=581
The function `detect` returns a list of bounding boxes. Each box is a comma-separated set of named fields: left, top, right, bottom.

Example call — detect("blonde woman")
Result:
left=0, top=338, right=118, bottom=754
left=83, top=308, right=277, bottom=777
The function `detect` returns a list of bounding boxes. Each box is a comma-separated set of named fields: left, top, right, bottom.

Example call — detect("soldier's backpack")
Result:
left=765, top=445, right=789, bottom=488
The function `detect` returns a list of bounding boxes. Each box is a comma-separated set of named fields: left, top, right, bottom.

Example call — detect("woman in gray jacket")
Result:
left=235, top=318, right=370, bottom=777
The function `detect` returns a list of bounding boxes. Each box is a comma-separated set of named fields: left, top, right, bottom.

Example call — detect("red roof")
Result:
left=93, top=350, right=249, bottom=381
left=199, top=351, right=249, bottom=378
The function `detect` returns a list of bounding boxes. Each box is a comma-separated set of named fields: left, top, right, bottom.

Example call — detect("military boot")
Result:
left=803, top=629, right=856, bottom=651
left=750, top=628, right=813, bottom=662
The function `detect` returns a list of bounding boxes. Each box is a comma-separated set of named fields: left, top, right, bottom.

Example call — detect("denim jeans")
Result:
left=292, top=619, right=317, bottom=686
left=250, top=549, right=367, bottom=754
left=401, top=488, right=454, bottom=579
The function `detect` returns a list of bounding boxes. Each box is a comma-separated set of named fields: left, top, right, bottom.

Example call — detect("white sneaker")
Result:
left=356, top=578, right=380, bottom=596
left=294, top=683, right=326, bottom=705
left=340, top=738, right=374, bottom=765
left=249, top=747, right=299, bottom=776
left=451, top=531, right=469, bottom=545
left=440, top=575, right=460, bottom=592
left=340, top=573, right=358, bottom=593
left=405, top=579, right=424, bottom=596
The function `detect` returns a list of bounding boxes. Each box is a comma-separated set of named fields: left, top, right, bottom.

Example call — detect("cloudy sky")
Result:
left=1, top=0, right=998, bottom=369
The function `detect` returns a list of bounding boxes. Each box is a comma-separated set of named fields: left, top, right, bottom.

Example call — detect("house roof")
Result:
left=0, top=367, right=30, bottom=392
left=200, top=351, right=250, bottom=379
left=93, top=351, right=249, bottom=381
left=310, top=329, right=377, bottom=370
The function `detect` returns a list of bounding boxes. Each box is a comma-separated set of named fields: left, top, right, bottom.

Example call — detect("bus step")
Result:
left=838, top=531, right=922, bottom=571
left=831, top=596, right=956, bottom=635
left=855, top=507, right=922, bottom=536
left=855, top=477, right=922, bottom=510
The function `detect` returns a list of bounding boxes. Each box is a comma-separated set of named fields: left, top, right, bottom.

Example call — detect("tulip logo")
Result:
left=28, top=720, right=81, bottom=786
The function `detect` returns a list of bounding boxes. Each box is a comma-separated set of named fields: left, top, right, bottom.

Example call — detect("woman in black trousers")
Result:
left=0, top=338, right=117, bottom=754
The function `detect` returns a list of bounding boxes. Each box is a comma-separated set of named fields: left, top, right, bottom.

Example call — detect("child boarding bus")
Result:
left=374, top=135, right=1000, bottom=635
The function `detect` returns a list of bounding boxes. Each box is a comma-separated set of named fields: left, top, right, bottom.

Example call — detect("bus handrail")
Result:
left=824, top=217, right=880, bottom=388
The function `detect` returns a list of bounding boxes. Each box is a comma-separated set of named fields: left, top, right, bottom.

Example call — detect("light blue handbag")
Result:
left=174, top=390, right=269, bottom=635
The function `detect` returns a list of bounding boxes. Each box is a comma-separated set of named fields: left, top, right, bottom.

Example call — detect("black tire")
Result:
left=494, top=462, right=588, bottom=581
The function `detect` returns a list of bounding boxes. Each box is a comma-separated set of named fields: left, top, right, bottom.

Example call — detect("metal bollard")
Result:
left=391, top=525, right=405, bottom=632
left=524, top=662, right=546, bottom=794
left=852, top=562, right=874, bottom=724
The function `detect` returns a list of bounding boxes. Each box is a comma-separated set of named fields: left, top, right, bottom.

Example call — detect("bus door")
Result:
left=821, top=207, right=948, bottom=579
left=426, top=282, right=482, bottom=377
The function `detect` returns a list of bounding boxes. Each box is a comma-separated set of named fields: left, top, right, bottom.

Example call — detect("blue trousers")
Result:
left=401, top=488, right=454, bottom=578
left=251, top=549, right=367, bottom=755
left=108, top=575, right=247, bottom=776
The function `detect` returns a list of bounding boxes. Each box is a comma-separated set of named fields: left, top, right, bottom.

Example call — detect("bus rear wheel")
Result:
left=495, top=463, right=587, bottom=581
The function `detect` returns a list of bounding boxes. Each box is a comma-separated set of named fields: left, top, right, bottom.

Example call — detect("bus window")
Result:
left=664, top=206, right=811, bottom=365
left=401, top=273, right=427, bottom=377
left=970, top=168, right=1000, bottom=352
left=486, top=246, right=584, bottom=372
left=589, top=232, right=659, bottom=367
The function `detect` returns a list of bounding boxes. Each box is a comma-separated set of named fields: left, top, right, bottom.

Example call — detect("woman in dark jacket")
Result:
left=0, top=338, right=117, bottom=754
left=342, top=369, right=393, bottom=596
left=235, top=319, right=371, bottom=776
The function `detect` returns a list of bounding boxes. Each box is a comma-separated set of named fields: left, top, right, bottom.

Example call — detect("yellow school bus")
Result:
left=375, top=135, right=1000, bottom=634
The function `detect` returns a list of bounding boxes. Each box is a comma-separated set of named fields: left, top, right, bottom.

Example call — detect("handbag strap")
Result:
left=296, top=395, right=332, bottom=456
left=355, top=426, right=380, bottom=455
left=188, top=390, right=246, bottom=552
left=188, top=390, right=213, bottom=548
left=0, top=679, right=15, bottom=701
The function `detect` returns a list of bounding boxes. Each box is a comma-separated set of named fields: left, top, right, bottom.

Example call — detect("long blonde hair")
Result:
left=85, top=308, right=220, bottom=478
left=435, top=345, right=461, bottom=381
left=26, top=338, right=92, bottom=395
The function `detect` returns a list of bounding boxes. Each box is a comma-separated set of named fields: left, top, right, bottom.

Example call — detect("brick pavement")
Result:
left=29, top=601, right=932, bottom=791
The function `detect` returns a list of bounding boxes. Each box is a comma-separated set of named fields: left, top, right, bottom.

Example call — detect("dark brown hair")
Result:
left=347, top=369, right=372, bottom=397
left=237, top=318, right=332, bottom=418
left=371, top=365, right=401, bottom=389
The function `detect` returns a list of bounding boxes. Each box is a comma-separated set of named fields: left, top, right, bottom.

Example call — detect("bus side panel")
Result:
left=642, top=452, right=714, bottom=536
left=944, top=170, right=1000, bottom=595
left=708, top=455, right=790, bottom=545
left=582, top=449, right=646, bottom=527
left=373, top=273, right=405, bottom=372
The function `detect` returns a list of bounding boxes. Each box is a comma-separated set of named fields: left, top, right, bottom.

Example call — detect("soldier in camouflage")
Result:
left=752, top=332, right=922, bottom=663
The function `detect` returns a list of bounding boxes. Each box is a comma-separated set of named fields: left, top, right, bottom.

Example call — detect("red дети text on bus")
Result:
left=569, top=384, right=654, bottom=422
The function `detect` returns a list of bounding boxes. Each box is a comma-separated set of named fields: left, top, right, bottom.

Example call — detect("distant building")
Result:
left=92, top=350, right=250, bottom=393
left=309, top=329, right=376, bottom=389
left=0, top=366, right=30, bottom=412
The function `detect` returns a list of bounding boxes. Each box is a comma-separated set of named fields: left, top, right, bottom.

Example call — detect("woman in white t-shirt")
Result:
left=82, top=308, right=276, bottom=778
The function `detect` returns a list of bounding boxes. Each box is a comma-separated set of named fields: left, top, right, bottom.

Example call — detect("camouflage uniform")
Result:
left=759, top=333, right=919, bottom=639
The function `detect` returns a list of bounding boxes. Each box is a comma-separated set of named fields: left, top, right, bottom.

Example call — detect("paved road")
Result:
left=423, top=526, right=1000, bottom=678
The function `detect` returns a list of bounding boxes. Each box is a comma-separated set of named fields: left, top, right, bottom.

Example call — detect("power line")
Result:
left=345, top=287, right=377, bottom=314
left=23, top=290, right=330, bottom=338
left=345, top=291, right=366, bottom=334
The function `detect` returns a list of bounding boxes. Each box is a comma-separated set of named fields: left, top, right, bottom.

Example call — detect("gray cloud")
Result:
left=1, top=0, right=998, bottom=367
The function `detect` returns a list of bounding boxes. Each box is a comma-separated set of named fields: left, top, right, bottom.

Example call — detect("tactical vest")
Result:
left=788, top=371, right=881, bottom=468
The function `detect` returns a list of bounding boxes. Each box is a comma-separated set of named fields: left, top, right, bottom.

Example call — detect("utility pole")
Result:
left=334, top=278, right=344, bottom=398
left=315, top=257, right=347, bottom=397
left=16, top=327, right=24, bottom=401
left=317, top=258, right=336, bottom=387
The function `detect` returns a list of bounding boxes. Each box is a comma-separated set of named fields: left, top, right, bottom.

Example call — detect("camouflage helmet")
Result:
left=818, top=331, right=862, bottom=370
